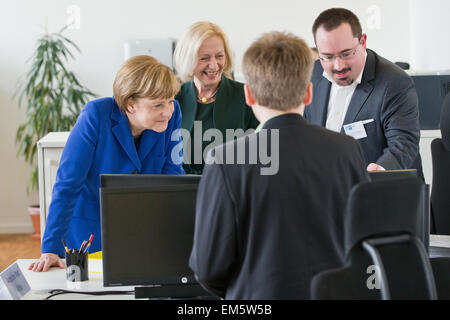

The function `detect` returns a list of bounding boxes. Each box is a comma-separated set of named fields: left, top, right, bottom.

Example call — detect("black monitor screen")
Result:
left=100, top=174, right=201, bottom=188
left=411, top=74, right=450, bottom=130
left=100, top=175, right=201, bottom=287
left=368, top=169, right=417, bottom=181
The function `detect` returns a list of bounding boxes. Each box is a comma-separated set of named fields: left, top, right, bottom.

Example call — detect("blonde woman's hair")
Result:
left=242, top=31, right=313, bottom=111
left=113, top=55, right=180, bottom=113
left=173, top=21, right=234, bottom=83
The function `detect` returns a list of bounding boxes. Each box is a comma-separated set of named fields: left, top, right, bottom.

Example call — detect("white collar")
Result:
left=322, top=50, right=367, bottom=88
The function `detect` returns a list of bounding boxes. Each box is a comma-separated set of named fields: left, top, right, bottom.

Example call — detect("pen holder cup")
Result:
left=65, top=251, right=89, bottom=282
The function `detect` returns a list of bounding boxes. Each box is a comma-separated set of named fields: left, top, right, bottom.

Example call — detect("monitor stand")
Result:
left=134, top=284, right=217, bottom=300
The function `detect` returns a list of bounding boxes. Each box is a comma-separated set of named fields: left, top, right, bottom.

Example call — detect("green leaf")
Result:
left=14, top=24, right=97, bottom=194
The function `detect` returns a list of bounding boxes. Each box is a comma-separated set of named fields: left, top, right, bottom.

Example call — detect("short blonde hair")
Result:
left=113, top=55, right=180, bottom=113
left=174, top=21, right=234, bottom=83
left=242, top=32, right=313, bottom=111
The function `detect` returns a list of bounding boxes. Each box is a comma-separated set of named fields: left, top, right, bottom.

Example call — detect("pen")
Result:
left=79, top=240, right=87, bottom=253
left=87, top=234, right=94, bottom=244
left=83, top=234, right=94, bottom=254
left=83, top=243, right=91, bottom=254
left=61, top=238, right=69, bottom=254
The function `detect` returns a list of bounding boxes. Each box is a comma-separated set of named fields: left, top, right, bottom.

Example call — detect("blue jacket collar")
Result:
left=110, top=98, right=159, bottom=171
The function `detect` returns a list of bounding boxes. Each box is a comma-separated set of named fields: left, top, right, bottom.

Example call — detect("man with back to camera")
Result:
left=304, top=8, right=423, bottom=178
left=189, top=31, right=369, bottom=299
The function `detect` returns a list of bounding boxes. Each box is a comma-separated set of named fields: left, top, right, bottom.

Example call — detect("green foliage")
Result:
left=15, top=26, right=97, bottom=194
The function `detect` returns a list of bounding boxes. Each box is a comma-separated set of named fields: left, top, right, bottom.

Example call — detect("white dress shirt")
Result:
left=324, top=51, right=367, bottom=133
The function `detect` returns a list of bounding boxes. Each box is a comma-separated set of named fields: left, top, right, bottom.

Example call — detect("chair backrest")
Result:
left=431, top=139, right=450, bottom=234
left=431, top=92, right=450, bottom=234
left=440, top=92, right=450, bottom=150
left=311, top=249, right=381, bottom=299
left=394, top=61, right=410, bottom=70
left=361, top=234, right=436, bottom=299
left=430, top=257, right=450, bottom=299
left=312, top=178, right=437, bottom=299
left=344, top=178, right=424, bottom=255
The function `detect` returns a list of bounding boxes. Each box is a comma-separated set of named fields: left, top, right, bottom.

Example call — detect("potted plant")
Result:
left=15, top=26, right=96, bottom=238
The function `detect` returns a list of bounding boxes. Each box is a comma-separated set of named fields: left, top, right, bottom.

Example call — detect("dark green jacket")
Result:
left=175, top=75, right=259, bottom=137
left=175, top=75, right=259, bottom=174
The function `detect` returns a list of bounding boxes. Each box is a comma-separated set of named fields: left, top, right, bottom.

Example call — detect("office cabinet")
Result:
left=37, top=132, right=69, bottom=241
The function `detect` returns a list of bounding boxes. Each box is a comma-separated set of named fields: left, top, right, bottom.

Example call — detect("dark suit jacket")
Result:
left=304, top=49, right=423, bottom=178
left=189, top=114, right=368, bottom=299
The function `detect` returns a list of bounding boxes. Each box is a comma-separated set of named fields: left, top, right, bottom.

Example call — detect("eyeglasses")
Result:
left=318, top=42, right=361, bottom=63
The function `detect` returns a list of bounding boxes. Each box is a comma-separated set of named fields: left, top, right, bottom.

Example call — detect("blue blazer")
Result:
left=41, top=97, right=184, bottom=256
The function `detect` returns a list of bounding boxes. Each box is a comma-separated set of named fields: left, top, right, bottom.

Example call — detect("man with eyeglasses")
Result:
left=304, top=8, right=423, bottom=178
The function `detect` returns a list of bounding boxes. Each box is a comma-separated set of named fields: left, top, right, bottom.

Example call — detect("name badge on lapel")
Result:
left=343, top=119, right=374, bottom=140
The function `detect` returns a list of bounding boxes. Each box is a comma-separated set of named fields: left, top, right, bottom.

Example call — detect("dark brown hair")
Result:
left=312, top=8, right=362, bottom=41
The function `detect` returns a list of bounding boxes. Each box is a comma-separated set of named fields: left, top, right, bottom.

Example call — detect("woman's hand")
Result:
left=28, top=253, right=65, bottom=272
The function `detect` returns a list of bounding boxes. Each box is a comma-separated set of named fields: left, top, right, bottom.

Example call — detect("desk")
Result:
left=429, top=234, right=450, bottom=258
left=15, top=259, right=136, bottom=300
left=6, top=235, right=450, bottom=300
left=430, top=234, right=450, bottom=248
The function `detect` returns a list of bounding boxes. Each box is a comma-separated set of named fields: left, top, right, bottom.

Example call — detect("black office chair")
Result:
left=395, top=62, right=410, bottom=70
left=429, top=257, right=450, bottom=299
left=431, top=92, right=450, bottom=235
left=311, top=177, right=438, bottom=299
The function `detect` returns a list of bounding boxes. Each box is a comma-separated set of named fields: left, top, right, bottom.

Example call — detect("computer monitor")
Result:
left=411, top=73, right=450, bottom=129
left=100, top=174, right=201, bottom=188
left=100, top=174, right=202, bottom=289
left=368, top=169, right=417, bottom=181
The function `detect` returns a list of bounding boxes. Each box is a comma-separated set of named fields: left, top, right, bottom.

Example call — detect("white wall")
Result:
left=0, top=0, right=433, bottom=233
left=410, top=0, right=450, bottom=71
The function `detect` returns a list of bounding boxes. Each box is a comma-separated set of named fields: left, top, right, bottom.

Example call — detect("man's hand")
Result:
left=28, top=253, right=65, bottom=272
left=367, top=163, right=386, bottom=172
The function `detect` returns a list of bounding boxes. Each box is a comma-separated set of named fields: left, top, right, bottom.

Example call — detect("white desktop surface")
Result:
left=9, top=235, right=450, bottom=300
left=430, top=234, right=450, bottom=248
left=15, top=259, right=136, bottom=300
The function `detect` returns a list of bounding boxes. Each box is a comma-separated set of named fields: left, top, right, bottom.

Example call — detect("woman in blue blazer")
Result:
left=29, top=55, right=184, bottom=272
